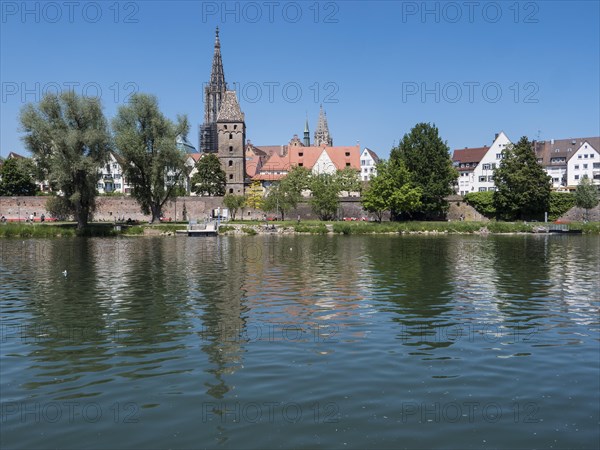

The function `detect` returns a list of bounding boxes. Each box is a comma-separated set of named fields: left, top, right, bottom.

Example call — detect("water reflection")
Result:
left=1, top=234, right=598, bottom=450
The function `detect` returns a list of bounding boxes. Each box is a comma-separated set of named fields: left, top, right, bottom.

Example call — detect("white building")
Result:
left=360, top=148, right=379, bottom=181
left=97, top=152, right=131, bottom=194
left=452, top=132, right=511, bottom=195
left=566, top=140, right=600, bottom=189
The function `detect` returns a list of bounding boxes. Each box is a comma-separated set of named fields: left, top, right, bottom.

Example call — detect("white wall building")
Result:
left=453, top=132, right=511, bottom=195
left=566, top=141, right=600, bottom=188
left=97, top=152, right=131, bottom=194
left=360, top=148, right=379, bottom=181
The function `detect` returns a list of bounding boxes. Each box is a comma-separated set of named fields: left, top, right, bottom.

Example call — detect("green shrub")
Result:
left=549, top=192, right=576, bottom=221
left=123, top=225, right=144, bottom=235
left=464, top=192, right=496, bottom=218
left=294, top=223, right=328, bottom=234
left=218, top=225, right=234, bottom=234
left=241, top=226, right=257, bottom=235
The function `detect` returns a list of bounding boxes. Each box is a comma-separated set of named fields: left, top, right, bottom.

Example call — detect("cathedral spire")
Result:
left=303, top=114, right=310, bottom=146
left=314, top=105, right=333, bottom=147
left=200, top=27, right=228, bottom=153
left=210, top=27, right=226, bottom=90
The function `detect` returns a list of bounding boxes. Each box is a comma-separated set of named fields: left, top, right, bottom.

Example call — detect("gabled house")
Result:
left=452, top=132, right=512, bottom=195
left=566, top=140, right=600, bottom=189
left=360, top=148, right=380, bottom=181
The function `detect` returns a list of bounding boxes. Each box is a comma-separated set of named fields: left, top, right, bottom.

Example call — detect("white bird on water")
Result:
left=62, top=270, right=67, bottom=277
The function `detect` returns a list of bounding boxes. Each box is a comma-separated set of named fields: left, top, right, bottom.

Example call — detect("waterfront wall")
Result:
left=1, top=195, right=597, bottom=222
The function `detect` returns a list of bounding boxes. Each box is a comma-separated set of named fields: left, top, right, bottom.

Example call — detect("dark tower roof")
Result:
left=217, top=91, right=245, bottom=122
left=210, top=27, right=226, bottom=91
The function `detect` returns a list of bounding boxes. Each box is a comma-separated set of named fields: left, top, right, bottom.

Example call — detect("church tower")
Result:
left=199, top=27, right=227, bottom=153
left=217, top=91, right=246, bottom=195
left=303, top=116, right=311, bottom=146
left=313, top=105, right=333, bottom=147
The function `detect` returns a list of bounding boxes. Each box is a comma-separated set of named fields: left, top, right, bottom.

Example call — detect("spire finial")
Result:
left=215, top=27, right=220, bottom=48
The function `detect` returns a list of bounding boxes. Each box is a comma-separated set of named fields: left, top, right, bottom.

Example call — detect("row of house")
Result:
left=453, top=132, right=600, bottom=195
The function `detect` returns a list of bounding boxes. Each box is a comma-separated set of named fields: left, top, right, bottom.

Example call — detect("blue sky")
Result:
left=1, top=1, right=599, bottom=159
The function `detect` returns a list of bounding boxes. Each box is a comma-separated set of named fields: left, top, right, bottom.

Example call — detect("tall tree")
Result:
left=190, top=153, right=225, bottom=196
left=20, top=92, right=111, bottom=229
left=493, top=136, right=552, bottom=220
left=309, top=172, right=340, bottom=220
left=262, top=183, right=297, bottom=221
left=574, top=175, right=599, bottom=221
left=223, top=194, right=246, bottom=220
left=113, top=94, right=189, bottom=223
left=390, top=123, right=457, bottom=219
left=361, top=160, right=422, bottom=222
left=0, top=158, right=37, bottom=196
left=245, top=180, right=264, bottom=210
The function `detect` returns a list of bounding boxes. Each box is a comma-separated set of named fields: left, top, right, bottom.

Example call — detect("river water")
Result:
left=1, top=234, right=599, bottom=449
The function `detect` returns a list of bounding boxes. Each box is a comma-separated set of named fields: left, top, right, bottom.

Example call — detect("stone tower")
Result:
left=313, top=105, right=333, bottom=147
left=303, top=116, right=310, bottom=146
left=217, top=91, right=246, bottom=195
left=199, top=27, right=227, bottom=153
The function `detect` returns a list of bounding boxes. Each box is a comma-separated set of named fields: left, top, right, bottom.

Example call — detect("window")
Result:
left=578, top=155, right=582, bottom=159
left=583, top=164, right=588, bottom=169
left=229, top=188, right=233, bottom=194
left=553, top=178, right=559, bottom=182
left=345, top=152, right=350, bottom=157
left=584, top=154, right=589, bottom=158
left=228, top=160, right=233, bottom=167
left=346, top=163, right=351, bottom=167
left=229, top=146, right=233, bottom=152
left=479, top=187, right=487, bottom=192
left=479, top=176, right=486, bottom=182
left=491, top=163, right=496, bottom=169
left=361, top=160, right=365, bottom=165
left=593, top=163, right=600, bottom=169
left=229, top=133, right=233, bottom=140
left=224, top=125, right=228, bottom=129
left=229, top=174, right=233, bottom=180
left=488, top=176, right=494, bottom=182
left=97, top=183, right=103, bottom=189
left=496, top=153, right=502, bottom=159
left=115, top=183, right=121, bottom=189
left=298, top=163, right=303, bottom=167
left=234, top=125, right=237, bottom=130
left=299, top=152, right=303, bottom=157
left=482, top=164, right=490, bottom=170
left=575, top=175, right=579, bottom=180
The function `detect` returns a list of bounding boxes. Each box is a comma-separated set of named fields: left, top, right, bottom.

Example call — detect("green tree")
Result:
left=245, top=180, right=264, bottom=210
left=309, top=173, right=340, bottom=220
left=361, top=160, right=422, bottom=222
left=336, top=167, right=362, bottom=195
left=262, top=183, right=295, bottom=220
left=223, top=194, right=246, bottom=220
left=113, top=94, right=189, bottom=223
left=0, top=158, right=37, bottom=196
left=261, top=167, right=310, bottom=220
left=190, top=153, right=225, bottom=196
left=390, top=123, right=457, bottom=219
left=20, top=91, right=111, bottom=230
left=574, top=175, right=599, bottom=221
left=493, top=136, right=552, bottom=220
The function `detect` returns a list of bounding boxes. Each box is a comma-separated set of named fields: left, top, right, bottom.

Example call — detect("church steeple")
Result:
left=200, top=27, right=228, bottom=153
left=303, top=115, right=310, bottom=146
left=314, top=105, right=333, bottom=147
left=209, top=27, right=226, bottom=91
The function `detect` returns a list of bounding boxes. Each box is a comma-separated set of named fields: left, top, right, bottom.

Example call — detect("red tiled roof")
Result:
left=452, top=147, right=488, bottom=164
left=324, top=146, right=361, bottom=171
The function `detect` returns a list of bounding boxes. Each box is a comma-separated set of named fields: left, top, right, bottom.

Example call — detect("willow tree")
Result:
left=113, top=94, right=189, bottom=222
left=20, top=92, right=111, bottom=229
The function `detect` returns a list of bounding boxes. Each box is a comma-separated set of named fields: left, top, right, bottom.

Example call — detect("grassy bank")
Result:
left=0, top=222, right=187, bottom=238
left=2, top=221, right=599, bottom=238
